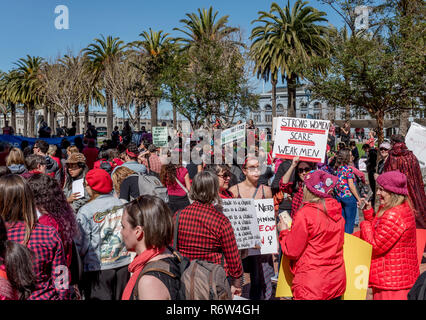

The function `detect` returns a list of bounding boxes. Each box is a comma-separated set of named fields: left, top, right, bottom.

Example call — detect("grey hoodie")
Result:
left=8, top=164, right=27, bottom=175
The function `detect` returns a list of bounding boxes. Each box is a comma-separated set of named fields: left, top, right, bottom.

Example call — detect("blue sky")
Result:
left=0, top=0, right=345, bottom=118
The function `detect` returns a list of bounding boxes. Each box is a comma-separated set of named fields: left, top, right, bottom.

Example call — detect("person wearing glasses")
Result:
left=229, top=157, right=273, bottom=300
left=63, top=153, right=90, bottom=213
left=75, top=168, right=131, bottom=300
left=205, top=164, right=234, bottom=198
left=277, top=156, right=316, bottom=218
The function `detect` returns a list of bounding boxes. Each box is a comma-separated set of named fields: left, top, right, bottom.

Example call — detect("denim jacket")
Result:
left=75, top=194, right=131, bottom=272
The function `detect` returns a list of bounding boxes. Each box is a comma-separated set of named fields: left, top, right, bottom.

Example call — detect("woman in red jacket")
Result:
left=360, top=171, right=419, bottom=300
left=278, top=170, right=346, bottom=300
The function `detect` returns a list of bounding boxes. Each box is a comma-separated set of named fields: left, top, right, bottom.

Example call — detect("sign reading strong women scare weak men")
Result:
left=272, top=117, right=330, bottom=163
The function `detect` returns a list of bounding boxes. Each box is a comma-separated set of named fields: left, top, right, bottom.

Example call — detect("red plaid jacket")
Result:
left=172, top=201, right=243, bottom=280
left=280, top=181, right=304, bottom=217
left=6, top=221, right=70, bottom=300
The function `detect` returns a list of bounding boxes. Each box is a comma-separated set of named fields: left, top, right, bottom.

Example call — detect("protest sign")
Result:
left=405, top=122, right=426, bottom=168
left=222, top=198, right=261, bottom=250
left=152, top=127, right=169, bottom=147
left=272, top=117, right=330, bottom=163
left=276, top=233, right=372, bottom=300
left=249, top=199, right=278, bottom=256
left=221, top=123, right=246, bottom=145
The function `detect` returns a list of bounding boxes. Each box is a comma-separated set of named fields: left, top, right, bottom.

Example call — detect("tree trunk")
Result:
left=287, top=76, right=297, bottom=118
left=150, top=98, right=158, bottom=128
left=23, top=105, right=28, bottom=137
left=44, top=106, right=49, bottom=124
left=84, top=102, right=89, bottom=133
left=29, top=104, right=35, bottom=138
left=135, top=105, right=141, bottom=131
left=106, top=90, right=114, bottom=138
left=173, top=103, right=177, bottom=130
left=399, top=108, right=410, bottom=136
left=271, top=78, right=277, bottom=119
left=49, top=106, right=55, bottom=133
left=73, top=105, right=80, bottom=135
left=64, top=111, right=69, bottom=129
left=376, top=109, right=385, bottom=147
left=10, top=103, right=16, bottom=132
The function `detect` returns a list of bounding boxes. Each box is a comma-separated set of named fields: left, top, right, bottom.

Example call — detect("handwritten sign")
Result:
left=152, top=127, right=168, bottom=147
left=275, top=233, right=372, bottom=300
left=221, top=124, right=246, bottom=145
left=405, top=122, right=426, bottom=168
left=249, top=199, right=278, bottom=255
left=222, top=198, right=261, bottom=250
left=272, top=117, right=330, bottom=163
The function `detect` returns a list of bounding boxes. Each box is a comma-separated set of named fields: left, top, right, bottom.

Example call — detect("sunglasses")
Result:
left=379, top=148, right=389, bottom=151
left=298, top=167, right=311, bottom=174
left=218, top=172, right=231, bottom=179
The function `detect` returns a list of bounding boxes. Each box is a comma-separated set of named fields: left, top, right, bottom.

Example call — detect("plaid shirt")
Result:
left=280, top=182, right=304, bottom=217
left=140, top=153, right=162, bottom=175
left=6, top=221, right=70, bottom=300
left=173, top=201, right=243, bottom=280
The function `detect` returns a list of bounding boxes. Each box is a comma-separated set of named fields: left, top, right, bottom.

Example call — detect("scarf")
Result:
left=121, top=247, right=165, bottom=300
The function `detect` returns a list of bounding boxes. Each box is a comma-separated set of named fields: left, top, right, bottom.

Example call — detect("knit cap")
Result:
left=85, top=169, right=113, bottom=194
left=304, top=170, right=338, bottom=199
left=376, top=171, right=408, bottom=196
left=66, top=153, right=86, bottom=164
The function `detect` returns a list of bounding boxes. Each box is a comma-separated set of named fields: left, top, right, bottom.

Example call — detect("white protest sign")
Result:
left=222, top=198, right=261, bottom=250
left=405, top=122, right=426, bottom=168
left=221, top=123, right=246, bottom=145
left=272, top=117, right=278, bottom=141
left=72, top=178, right=85, bottom=199
left=272, top=117, right=330, bottom=163
left=249, top=199, right=278, bottom=256
left=152, top=127, right=168, bottom=147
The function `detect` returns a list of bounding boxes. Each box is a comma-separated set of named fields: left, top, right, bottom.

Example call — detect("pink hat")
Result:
left=304, top=170, right=338, bottom=199
left=376, top=171, right=408, bottom=196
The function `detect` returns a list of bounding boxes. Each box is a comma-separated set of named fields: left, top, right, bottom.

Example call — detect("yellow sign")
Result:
left=276, top=233, right=373, bottom=300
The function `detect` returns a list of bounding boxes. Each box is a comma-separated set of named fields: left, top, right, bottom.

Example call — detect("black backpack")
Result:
left=408, top=271, right=426, bottom=300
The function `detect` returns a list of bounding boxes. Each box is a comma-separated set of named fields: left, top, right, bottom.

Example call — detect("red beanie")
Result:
left=85, top=169, right=113, bottom=194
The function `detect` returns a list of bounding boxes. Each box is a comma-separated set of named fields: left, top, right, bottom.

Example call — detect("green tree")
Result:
left=83, top=35, right=126, bottom=137
left=250, top=0, right=331, bottom=118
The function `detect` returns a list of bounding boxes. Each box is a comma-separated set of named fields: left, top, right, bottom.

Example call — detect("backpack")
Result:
left=172, top=210, right=232, bottom=300
left=99, top=160, right=113, bottom=174
left=408, top=271, right=426, bottom=300
left=131, top=172, right=169, bottom=203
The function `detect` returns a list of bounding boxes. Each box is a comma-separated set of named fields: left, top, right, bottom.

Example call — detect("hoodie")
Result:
left=279, top=198, right=346, bottom=300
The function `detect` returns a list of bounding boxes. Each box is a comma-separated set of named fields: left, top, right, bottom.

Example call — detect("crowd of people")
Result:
left=0, top=119, right=425, bottom=301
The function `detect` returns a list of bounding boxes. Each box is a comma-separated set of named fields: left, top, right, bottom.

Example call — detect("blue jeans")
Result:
left=338, top=196, right=357, bottom=234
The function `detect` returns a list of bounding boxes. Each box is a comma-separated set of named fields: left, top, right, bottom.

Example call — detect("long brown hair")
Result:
left=0, top=174, right=37, bottom=245
left=111, top=166, right=135, bottom=195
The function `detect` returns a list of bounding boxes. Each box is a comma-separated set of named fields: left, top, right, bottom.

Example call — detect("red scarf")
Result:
left=121, top=247, right=165, bottom=300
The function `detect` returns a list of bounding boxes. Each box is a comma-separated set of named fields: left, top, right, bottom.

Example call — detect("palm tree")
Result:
left=83, top=35, right=126, bottom=137
left=251, top=0, right=331, bottom=118
left=132, top=29, right=173, bottom=128
left=174, top=6, right=240, bottom=47
left=8, top=55, right=44, bottom=137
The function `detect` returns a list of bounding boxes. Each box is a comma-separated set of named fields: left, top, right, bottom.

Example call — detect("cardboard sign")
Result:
left=249, top=199, right=278, bottom=255
left=405, top=122, right=426, bottom=168
left=272, top=117, right=330, bottom=163
left=152, top=127, right=169, bottom=147
left=222, top=198, right=261, bottom=250
left=276, top=233, right=373, bottom=300
left=221, top=123, right=246, bottom=145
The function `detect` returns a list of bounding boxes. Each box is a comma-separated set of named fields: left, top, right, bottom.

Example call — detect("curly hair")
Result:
left=27, top=174, right=79, bottom=246
left=111, top=166, right=135, bottom=195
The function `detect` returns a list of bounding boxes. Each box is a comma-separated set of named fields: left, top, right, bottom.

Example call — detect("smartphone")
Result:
left=359, top=190, right=373, bottom=210
left=279, top=210, right=292, bottom=227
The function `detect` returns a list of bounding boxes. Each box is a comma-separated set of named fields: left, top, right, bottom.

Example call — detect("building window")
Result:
left=265, top=114, right=272, bottom=123
left=254, top=114, right=261, bottom=122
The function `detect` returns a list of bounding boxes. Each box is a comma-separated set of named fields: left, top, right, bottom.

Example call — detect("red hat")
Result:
left=85, top=169, right=113, bottom=194
left=304, top=170, right=338, bottom=199
left=376, top=171, right=408, bottom=196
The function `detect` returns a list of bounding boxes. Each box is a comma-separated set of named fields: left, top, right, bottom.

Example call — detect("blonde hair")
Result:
left=6, top=147, right=25, bottom=166
left=302, top=185, right=321, bottom=203
left=47, top=145, right=57, bottom=157
left=111, top=166, right=135, bottom=195
left=67, top=146, right=79, bottom=154
left=377, top=193, right=409, bottom=217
